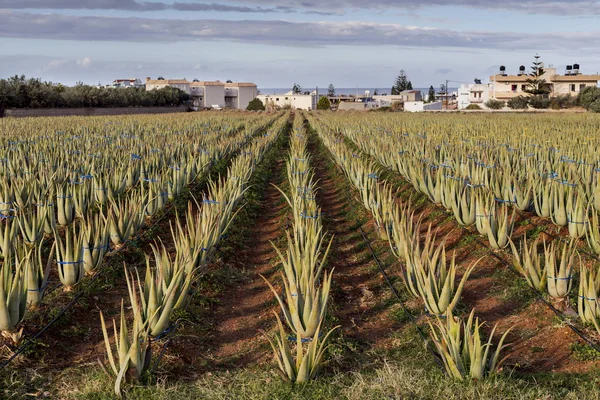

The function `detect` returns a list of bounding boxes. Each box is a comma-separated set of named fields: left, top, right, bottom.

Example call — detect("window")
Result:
left=285, top=97, right=288, bottom=100
left=511, top=84, right=518, bottom=92
left=521, top=85, right=526, bottom=91
left=580, top=84, right=586, bottom=91
left=570, top=84, right=576, bottom=92
left=276, top=98, right=279, bottom=101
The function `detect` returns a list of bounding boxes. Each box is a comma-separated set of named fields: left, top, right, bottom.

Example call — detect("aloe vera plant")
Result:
left=414, top=244, right=477, bottom=316
left=483, top=204, right=515, bottom=249
left=54, top=225, right=85, bottom=290
left=587, top=211, right=600, bottom=255
left=264, top=313, right=339, bottom=383
left=578, top=264, right=600, bottom=331
left=17, top=208, right=46, bottom=246
left=263, top=268, right=333, bottom=339
left=126, top=257, right=185, bottom=338
left=56, top=185, right=75, bottom=226
left=545, top=239, right=577, bottom=301
left=0, top=219, right=17, bottom=259
left=82, top=213, right=111, bottom=275
left=0, top=256, right=28, bottom=344
left=99, top=301, right=151, bottom=397
left=21, top=242, right=54, bottom=307
left=509, top=237, right=546, bottom=291
left=566, top=192, right=589, bottom=239
left=429, top=310, right=512, bottom=380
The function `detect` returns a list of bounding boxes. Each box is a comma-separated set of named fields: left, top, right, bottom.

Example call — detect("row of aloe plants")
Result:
left=311, top=113, right=600, bottom=250
left=307, top=112, right=512, bottom=381
left=317, top=113, right=600, bottom=344
left=262, top=113, right=338, bottom=383
left=0, top=113, right=279, bottom=344
left=98, top=114, right=289, bottom=396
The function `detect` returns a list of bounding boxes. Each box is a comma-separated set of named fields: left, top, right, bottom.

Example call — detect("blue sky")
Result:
left=1, top=1, right=599, bottom=88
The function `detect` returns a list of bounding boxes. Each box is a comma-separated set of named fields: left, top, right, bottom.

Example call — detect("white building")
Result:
left=457, top=83, right=493, bottom=109
left=145, top=77, right=190, bottom=93
left=145, top=77, right=258, bottom=110
left=112, top=79, right=143, bottom=88
left=404, top=101, right=443, bottom=112
left=257, top=91, right=321, bottom=110
left=225, top=82, right=258, bottom=110
left=190, top=81, right=225, bottom=109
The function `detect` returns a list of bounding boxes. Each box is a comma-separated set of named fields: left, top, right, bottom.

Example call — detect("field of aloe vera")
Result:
left=2, top=111, right=600, bottom=399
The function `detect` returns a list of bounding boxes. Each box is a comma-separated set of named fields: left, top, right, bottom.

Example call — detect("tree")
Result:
left=391, top=70, right=412, bottom=95
left=246, top=98, right=265, bottom=111
left=226, top=80, right=233, bottom=83
left=428, top=86, right=436, bottom=103
left=327, top=84, right=335, bottom=97
left=485, top=99, right=505, bottom=110
left=507, top=96, right=529, bottom=110
left=474, top=78, right=482, bottom=84
left=578, top=86, right=600, bottom=109
left=524, top=54, right=550, bottom=97
left=292, top=83, right=302, bottom=94
left=373, top=89, right=379, bottom=96
left=317, top=96, right=331, bottom=110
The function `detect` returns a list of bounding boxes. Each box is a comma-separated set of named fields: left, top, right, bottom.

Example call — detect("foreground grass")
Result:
left=16, top=340, right=600, bottom=400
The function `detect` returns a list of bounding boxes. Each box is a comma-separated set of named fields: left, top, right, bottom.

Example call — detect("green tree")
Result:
left=428, top=85, right=436, bottom=102
left=578, top=86, right=600, bottom=109
left=317, top=96, right=331, bottom=110
left=292, top=83, right=302, bottom=94
left=391, top=70, right=412, bottom=95
left=524, top=54, right=550, bottom=97
left=327, top=84, right=335, bottom=97
left=246, top=98, right=265, bottom=111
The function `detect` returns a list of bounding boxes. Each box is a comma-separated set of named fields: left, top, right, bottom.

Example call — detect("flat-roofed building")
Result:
left=190, top=81, right=225, bottom=109
left=490, top=64, right=600, bottom=100
left=145, top=77, right=258, bottom=109
left=225, top=82, right=258, bottom=110
left=145, top=77, right=190, bottom=93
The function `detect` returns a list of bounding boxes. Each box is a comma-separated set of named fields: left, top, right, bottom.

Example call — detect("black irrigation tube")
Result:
left=0, top=125, right=266, bottom=371
left=306, top=122, right=447, bottom=375
left=337, top=128, right=600, bottom=355
left=149, top=117, right=290, bottom=373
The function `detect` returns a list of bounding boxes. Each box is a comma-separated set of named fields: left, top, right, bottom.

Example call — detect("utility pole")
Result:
left=445, top=79, right=449, bottom=110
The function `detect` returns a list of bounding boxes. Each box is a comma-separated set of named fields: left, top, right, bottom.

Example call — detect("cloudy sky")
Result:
left=1, top=1, right=599, bottom=88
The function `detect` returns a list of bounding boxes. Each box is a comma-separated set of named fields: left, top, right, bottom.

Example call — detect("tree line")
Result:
left=0, top=75, right=190, bottom=112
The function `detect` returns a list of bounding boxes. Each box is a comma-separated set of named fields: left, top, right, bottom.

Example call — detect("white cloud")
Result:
left=1, top=12, right=599, bottom=52
left=77, top=57, right=92, bottom=68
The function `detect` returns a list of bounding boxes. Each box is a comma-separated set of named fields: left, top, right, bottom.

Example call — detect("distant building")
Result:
left=112, top=79, right=143, bottom=88
left=190, top=81, right=225, bottom=109
left=257, top=91, right=322, bottom=110
left=145, top=77, right=190, bottom=93
left=338, top=100, right=382, bottom=111
left=490, top=64, right=600, bottom=100
left=404, top=101, right=443, bottom=112
left=145, top=77, right=257, bottom=110
left=225, top=82, right=258, bottom=110
left=457, top=83, right=492, bottom=109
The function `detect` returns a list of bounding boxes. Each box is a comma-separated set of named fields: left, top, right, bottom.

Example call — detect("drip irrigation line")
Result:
left=357, top=225, right=446, bottom=372
left=336, top=127, right=600, bottom=355
left=0, top=131, right=262, bottom=371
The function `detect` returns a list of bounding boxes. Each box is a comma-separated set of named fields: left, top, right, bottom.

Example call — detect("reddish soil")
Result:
left=308, top=134, right=402, bottom=359
left=370, top=160, right=600, bottom=374
left=194, top=158, right=287, bottom=370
